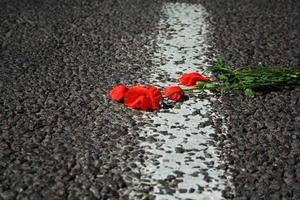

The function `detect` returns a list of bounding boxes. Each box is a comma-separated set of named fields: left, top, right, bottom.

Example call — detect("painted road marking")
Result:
left=130, top=3, right=232, bottom=200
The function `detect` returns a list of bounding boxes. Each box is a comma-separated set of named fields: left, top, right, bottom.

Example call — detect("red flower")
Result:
left=109, top=85, right=127, bottom=102
left=163, top=86, right=184, bottom=101
left=179, top=72, right=209, bottom=86
left=124, top=86, right=162, bottom=111
left=146, top=86, right=162, bottom=110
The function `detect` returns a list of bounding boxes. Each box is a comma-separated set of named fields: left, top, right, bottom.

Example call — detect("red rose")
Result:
left=109, top=85, right=127, bottom=102
left=163, top=86, right=184, bottom=101
left=124, top=86, right=162, bottom=111
left=179, top=72, right=209, bottom=86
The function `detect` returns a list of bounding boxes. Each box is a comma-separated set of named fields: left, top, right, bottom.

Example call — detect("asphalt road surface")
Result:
left=0, top=0, right=299, bottom=199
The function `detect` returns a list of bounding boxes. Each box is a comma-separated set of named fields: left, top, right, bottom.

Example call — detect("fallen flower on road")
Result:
left=109, top=85, right=127, bottom=102
left=124, top=86, right=162, bottom=111
left=163, top=86, right=184, bottom=101
left=109, top=59, right=300, bottom=111
left=179, top=72, right=210, bottom=86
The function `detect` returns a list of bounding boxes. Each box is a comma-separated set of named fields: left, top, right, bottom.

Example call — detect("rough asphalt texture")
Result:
left=0, top=0, right=162, bottom=199
left=1, top=0, right=300, bottom=200
left=199, top=0, right=300, bottom=199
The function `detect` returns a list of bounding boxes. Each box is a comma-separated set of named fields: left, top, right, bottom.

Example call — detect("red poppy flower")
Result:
left=146, top=86, right=162, bottom=110
left=163, top=86, right=184, bottom=101
left=109, top=85, right=127, bottom=102
left=179, top=72, right=209, bottom=86
left=124, top=86, right=162, bottom=111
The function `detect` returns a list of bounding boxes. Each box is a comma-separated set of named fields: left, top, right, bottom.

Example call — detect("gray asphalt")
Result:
left=1, top=0, right=299, bottom=199
left=200, top=0, right=300, bottom=199
left=0, top=0, right=162, bottom=199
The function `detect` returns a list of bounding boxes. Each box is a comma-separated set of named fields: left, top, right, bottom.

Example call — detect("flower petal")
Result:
left=124, top=86, right=150, bottom=111
left=163, top=86, right=184, bottom=101
left=109, top=85, right=127, bottom=102
left=147, top=86, right=162, bottom=110
left=179, top=72, right=209, bottom=86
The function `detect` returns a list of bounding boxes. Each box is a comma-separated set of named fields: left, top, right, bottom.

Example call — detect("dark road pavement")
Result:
left=0, top=0, right=163, bottom=199
left=1, top=0, right=299, bottom=199
left=200, top=0, right=300, bottom=199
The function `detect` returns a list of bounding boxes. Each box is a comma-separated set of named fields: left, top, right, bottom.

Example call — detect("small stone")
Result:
left=197, top=185, right=204, bottom=193
left=179, top=188, right=187, bottom=193
left=165, top=175, right=176, bottom=182
left=270, top=180, right=282, bottom=191
left=90, top=186, right=101, bottom=199
left=189, top=188, right=195, bottom=193
left=175, top=147, right=185, bottom=153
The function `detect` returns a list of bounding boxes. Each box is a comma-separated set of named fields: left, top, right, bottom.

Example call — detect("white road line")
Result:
left=130, top=3, right=232, bottom=199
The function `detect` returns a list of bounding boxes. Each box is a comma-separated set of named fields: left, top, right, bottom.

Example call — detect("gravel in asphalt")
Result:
left=0, top=0, right=162, bottom=199
left=1, top=0, right=300, bottom=199
left=199, top=0, right=300, bottom=199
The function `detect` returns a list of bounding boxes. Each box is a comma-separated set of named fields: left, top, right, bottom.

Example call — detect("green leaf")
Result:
left=217, top=74, right=228, bottom=81
left=244, top=88, right=255, bottom=98
left=204, top=83, right=218, bottom=90
left=242, top=76, right=255, bottom=82
left=196, top=81, right=206, bottom=88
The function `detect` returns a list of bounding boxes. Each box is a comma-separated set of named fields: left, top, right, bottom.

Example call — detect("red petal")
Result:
left=163, top=86, right=184, bottom=101
left=125, top=95, right=149, bottom=111
left=179, top=72, right=209, bottom=86
left=124, top=86, right=150, bottom=111
left=109, top=85, right=127, bottom=102
left=146, top=86, right=162, bottom=110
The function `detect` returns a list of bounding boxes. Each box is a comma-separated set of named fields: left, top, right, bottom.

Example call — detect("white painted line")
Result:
left=130, top=3, right=232, bottom=200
